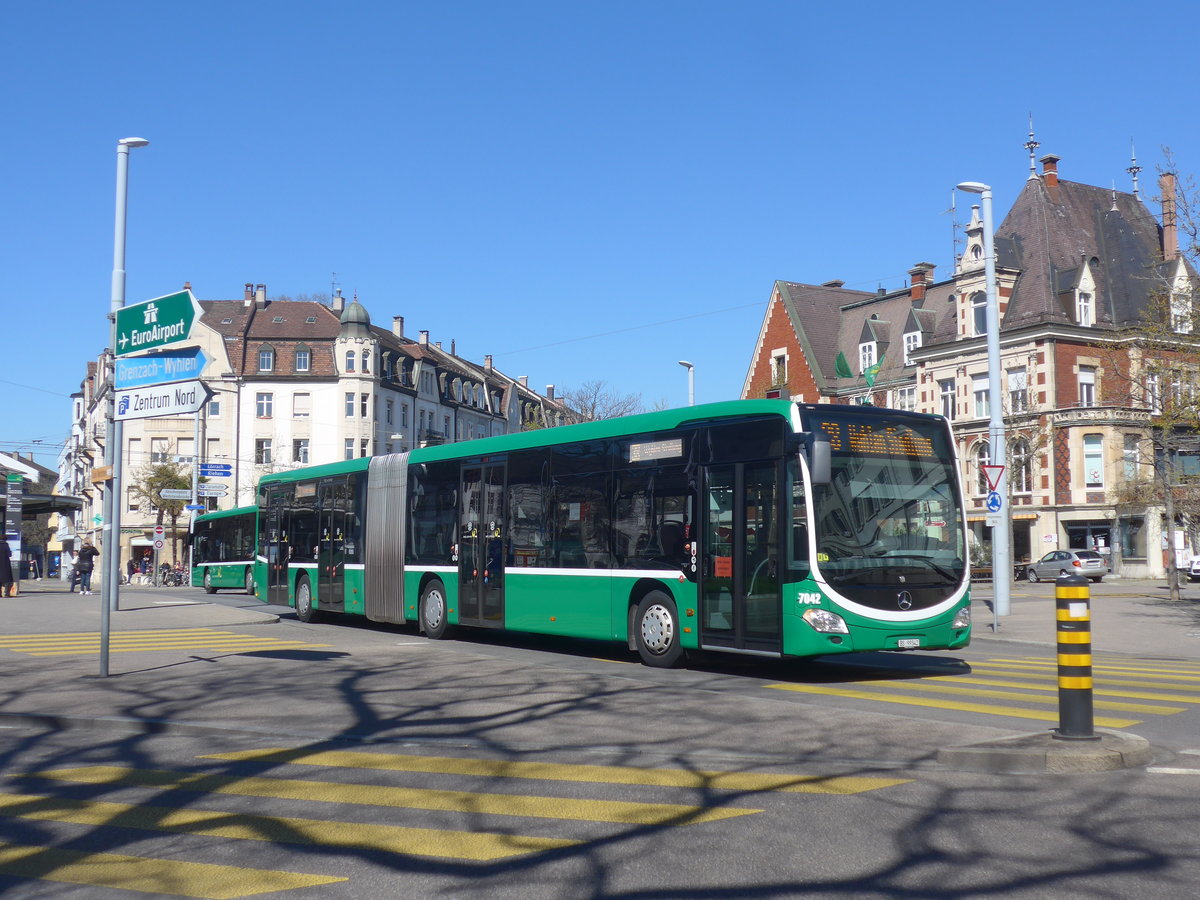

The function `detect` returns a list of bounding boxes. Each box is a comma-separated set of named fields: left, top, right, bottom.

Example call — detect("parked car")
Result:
left=1025, top=550, right=1109, bottom=583
left=1188, top=555, right=1200, bottom=582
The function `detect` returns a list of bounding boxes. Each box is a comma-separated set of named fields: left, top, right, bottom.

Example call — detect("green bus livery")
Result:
left=191, top=505, right=259, bottom=595
left=205, top=400, right=971, bottom=665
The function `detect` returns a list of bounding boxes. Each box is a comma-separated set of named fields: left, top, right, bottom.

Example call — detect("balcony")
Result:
left=1053, top=405, right=1151, bottom=427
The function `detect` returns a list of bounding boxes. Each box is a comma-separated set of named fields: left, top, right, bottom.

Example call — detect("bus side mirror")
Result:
left=808, top=432, right=831, bottom=485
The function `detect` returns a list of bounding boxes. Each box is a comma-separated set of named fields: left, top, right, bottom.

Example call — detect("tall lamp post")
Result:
left=678, top=360, right=695, bottom=406
left=957, top=180, right=1010, bottom=624
left=99, top=136, right=149, bottom=676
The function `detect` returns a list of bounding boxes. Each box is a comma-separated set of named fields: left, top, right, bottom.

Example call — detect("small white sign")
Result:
left=159, top=489, right=192, bottom=501
left=153, top=539, right=164, bottom=550
left=115, top=380, right=212, bottom=421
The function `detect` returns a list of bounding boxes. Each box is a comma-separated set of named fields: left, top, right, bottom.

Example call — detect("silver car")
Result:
left=1025, top=550, right=1109, bottom=583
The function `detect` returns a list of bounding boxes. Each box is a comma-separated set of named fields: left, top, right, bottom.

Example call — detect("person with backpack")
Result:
left=75, top=540, right=100, bottom=595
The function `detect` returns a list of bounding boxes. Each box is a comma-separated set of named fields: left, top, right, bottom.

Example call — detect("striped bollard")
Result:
left=1053, top=573, right=1099, bottom=741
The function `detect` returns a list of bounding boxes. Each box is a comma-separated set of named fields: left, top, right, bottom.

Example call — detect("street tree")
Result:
left=558, top=380, right=644, bottom=424
left=128, top=454, right=192, bottom=565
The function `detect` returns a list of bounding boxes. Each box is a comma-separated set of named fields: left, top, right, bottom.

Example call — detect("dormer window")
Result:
left=858, top=341, right=877, bottom=373
left=1077, top=292, right=1094, bottom=327
left=1171, top=291, right=1192, bottom=333
left=903, top=331, right=921, bottom=366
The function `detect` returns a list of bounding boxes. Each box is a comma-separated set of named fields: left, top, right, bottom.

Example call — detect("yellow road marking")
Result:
left=924, top=673, right=1200, bottom=704
left=983, top=658, right=1200, bottom=680
left=201, top=748, right=909, bottom=795
left=24, top=767, right=759, bottom=826
left=852, top=678, right=1183, bottom=715
left=0, top=790, right=573, bottom=861
left=0, top=842, right=342, bottom=899
left=0, top=629, right=329, bottom=656
left=967, top=664, right=1200, bottom=697
left=0, top=629, right=222, bottom=642
left=765, top=683, right=1140, bottom=727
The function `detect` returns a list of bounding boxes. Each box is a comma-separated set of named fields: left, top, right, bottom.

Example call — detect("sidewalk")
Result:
left=968, top=577, right=1200, bottom=659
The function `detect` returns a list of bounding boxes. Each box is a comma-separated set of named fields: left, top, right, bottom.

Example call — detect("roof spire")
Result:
left=1024, top=113, right=1041, bottom=179
left=1127, top=139, right=1142, bottom=199
left=1111, top=181, right=1119, bottom=212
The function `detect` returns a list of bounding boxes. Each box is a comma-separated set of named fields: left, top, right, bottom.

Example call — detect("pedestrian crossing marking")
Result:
left=201, top=747, right=910, bottom=795
left=764, top=683, right=1142, bottom=727
left=981, top=658, right=1200, bottom=682
left=0, top=841, right=344, bottom=899
left=0, top=629, right=330, bottom=656
left=23, top=766, right=761, bottom=826
left=0, top=789, right=574, bottom=861
left=850, top=678, right=1184, bottom=715
left=912, top=673, right=1200, bottom=705
left=966, top=664, right=1200, bottom=698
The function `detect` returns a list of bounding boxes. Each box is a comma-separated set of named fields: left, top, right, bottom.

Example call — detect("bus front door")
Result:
left=264, top=486, right=291, bottom=606
left=458, top=463, right=505, bottom=628
left=701, top=462, right=782, bottom=654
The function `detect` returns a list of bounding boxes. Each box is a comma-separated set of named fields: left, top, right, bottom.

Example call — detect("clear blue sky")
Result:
left=4, top=0, right=1197, bottom=468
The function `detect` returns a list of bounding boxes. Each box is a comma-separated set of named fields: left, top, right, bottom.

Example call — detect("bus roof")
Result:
left=193, top=504, right=258, bottom=524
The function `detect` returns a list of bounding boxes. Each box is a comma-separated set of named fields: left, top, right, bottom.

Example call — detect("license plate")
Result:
left=898, top=638, right=920, bottom=649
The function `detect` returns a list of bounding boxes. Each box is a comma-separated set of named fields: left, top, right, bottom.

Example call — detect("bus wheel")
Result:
left=420, top=579, right=450, bottom=639
left=203, top=570, right=216, bottom=595
left=635, top=591, right=683, bottom=668
left=244, top=569, right=256, bottom=596
left=295, top=576, right=317, bottom=623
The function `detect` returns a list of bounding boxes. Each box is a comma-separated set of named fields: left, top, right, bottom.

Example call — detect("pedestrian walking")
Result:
left=126, top=558, right=136, bottom=584
left=0, top=539, right=14, bottom=597
left=76, top=540, right=100, bottom=595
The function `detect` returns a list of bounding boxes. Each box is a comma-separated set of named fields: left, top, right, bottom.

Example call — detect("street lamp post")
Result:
left=99, top=137, right=149, bottom=676
left=678, top=360, right=695, bottom=406
left=957, top=180, right=1010, bottom=624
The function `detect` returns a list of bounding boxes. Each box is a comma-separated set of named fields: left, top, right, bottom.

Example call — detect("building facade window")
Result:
left=345, top=392, right=355, bottom=417
left=255, top=392, right=273, bottom=418
left=972, top=374, right=990, bottom=418
left=772, top=352, right=786, bottom=384
left=150, top=438, right=168, bottom=462
left=345, top=350, right=355, bottom=373
left=344, top=438, right=354, bottom=460
left=1084, top=434, right=1103, bottom=488
left=1124, top=433, right=1140, bottom=480
left=295, top=347, right=311, bottom=372
left=293, top=439, right=309, bottom=464
left=254, top=439, right=273, bottom=465
left=208, top=399, right=221, bottom=417
left=894, top=386, right=916, bottom=411
left=401, top=404, right=408, bottom=427
left=1171, top=292, right=1192, bottom=333
left=903, top=331, right=921, bottom=366
left=1078, top=366, right=1096, bottom=407
left=360, top=439, right=368, bottom=457
left=258, top=347, right=274, bottom=372
left=1077, top=292, right=1094, bottom=327
left=858, top=342, right=876, bottom=372
left=1008, top=367, right=1028, bottom=413
left=293, top=393, right=310, bottom=418
left=939, top=379, right=956, bottom=420
left=1011, top=437, right=1032, bottom=493
left=360, top=393, right=369, bottom=418
left=386, top=398, right=394, bottom=425
left=971, top=292, right=987, bottom=336
left=975, top=441, right=991, bottom=496
left=361, top=350, right=371, bottom=373
left=1146, top=373, right=1161, bottom=414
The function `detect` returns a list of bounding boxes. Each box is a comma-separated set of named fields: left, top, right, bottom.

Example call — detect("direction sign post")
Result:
left=115, top=380, right=212, bottom=421
left=197, top=485, right=228, bottom=498
left=115, top=346, right=209, bottom=390
left=115, top=289, right=202, bottom=357
left=199, top=463, right=233, bottom=477
left=159, top=489, right=193, bottom=501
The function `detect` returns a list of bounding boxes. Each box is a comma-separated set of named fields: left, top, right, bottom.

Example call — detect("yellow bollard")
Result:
left=1053, top=573, right=1098, bottom=741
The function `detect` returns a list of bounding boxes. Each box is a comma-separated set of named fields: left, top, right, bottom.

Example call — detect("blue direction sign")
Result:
left=115, top=346, right=209, bottom=390
left=199, top=463, right=232, bottom=477
left=986, top=491, right=1003, bottom=513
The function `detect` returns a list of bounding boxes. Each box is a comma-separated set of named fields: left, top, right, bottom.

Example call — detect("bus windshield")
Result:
left=805, top=409, right=966, bottom=603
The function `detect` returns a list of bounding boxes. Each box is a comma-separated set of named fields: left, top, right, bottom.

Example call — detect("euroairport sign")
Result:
left=115, top=380, right=212, bottom=421
left=115, top=289, right=202, bottom=357
left=115, top=346, right=209, bottom=390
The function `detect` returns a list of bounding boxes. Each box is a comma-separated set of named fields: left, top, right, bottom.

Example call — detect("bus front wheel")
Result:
left=295, top=576, right=317, bottom=623
left=420, top=579, right=450, bottom=640
left=245, top=568, right=256, bottom=596
left=635, top=591, right=684, bottom=668
left=203, top=570, right=216, bottom=594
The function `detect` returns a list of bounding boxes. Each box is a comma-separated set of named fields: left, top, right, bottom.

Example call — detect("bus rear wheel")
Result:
left=635, top=591, right=684, bottom=668
left=295, top=576, right=317, bottom=623
left=420, top=579, right=450, bottom=640
left=203, top=570, right=216, bottom=594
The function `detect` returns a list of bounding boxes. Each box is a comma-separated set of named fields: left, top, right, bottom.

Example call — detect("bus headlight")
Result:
left=802, top=608, right=849, bottom=634
left=952, top=606, right=971, bottom=628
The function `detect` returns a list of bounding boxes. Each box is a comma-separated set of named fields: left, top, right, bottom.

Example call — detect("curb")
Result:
left=937, top=728, right=1153, bottom=774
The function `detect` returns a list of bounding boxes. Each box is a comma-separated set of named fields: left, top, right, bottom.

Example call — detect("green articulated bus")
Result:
left=228, top=400, right=971, bottom=666
left=191, top=505, right=259, bottom=595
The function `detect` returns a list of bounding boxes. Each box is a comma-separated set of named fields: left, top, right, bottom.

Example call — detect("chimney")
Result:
left=419, top=330, right=429, bottom=346
left=908, top=262, right=935, bottom=305
left=435, top=341, right=442, bottom=350
left=1041, top=154, right=1061, bottom=190
left=1161, top=172, right=1179, bottom=261
left=332, top=288, right=345, bottom=313
left=254, top=284, right=267, bottom=308
left=244, top=283, right=253, bottom=306
left=183, top=281, right=192, bottom=291
left=392, top=316, right=404, bottom=338
left=518, top=375, right=528, bottom=388
left=484, top=354, right=493, bottom=372
left=546, top=384, right=555, bottom=401
left=450, top=339, right=456, bottom=356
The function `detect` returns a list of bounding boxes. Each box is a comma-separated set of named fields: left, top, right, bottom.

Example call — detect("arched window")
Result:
left=975, top=440, right=991, bottom=496
left=345, top=350, right=355, bottom=373
left=361, top=349, right=371, bottom=373
left=1012, top=437, right=1032, bottom=493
